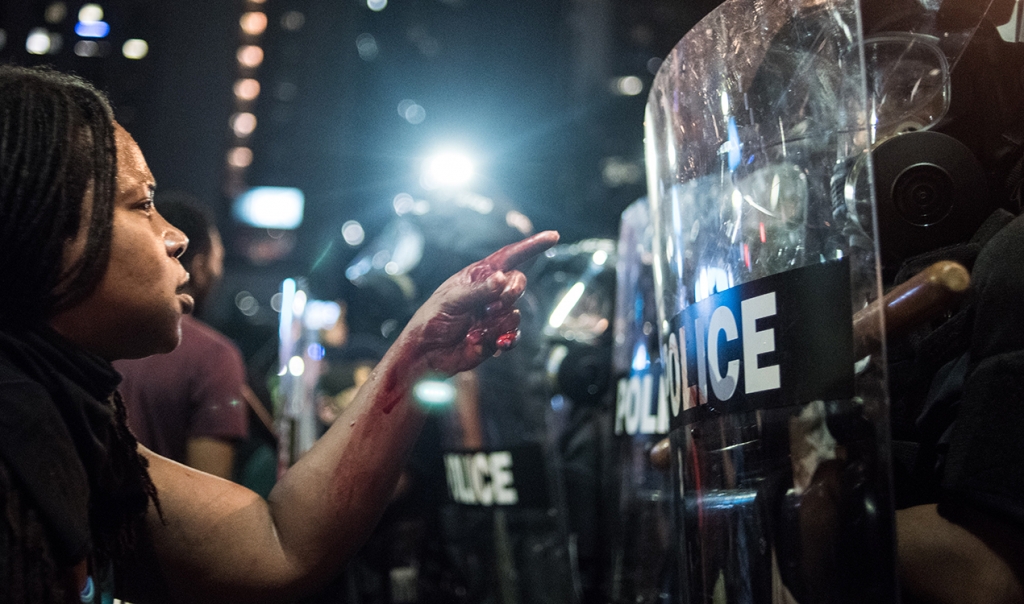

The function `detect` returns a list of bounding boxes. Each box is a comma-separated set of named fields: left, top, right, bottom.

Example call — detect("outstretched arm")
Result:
left=120, top=231, right=559, bottom=604
left=898, top=504, right=1023, bottom=604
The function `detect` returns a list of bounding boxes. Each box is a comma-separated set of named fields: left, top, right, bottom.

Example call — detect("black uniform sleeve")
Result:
left=940, top=213, right=1024, bottom=530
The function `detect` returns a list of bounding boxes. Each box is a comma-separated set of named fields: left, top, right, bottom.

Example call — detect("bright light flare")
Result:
left=414, top=378, right=456, bottom=406
left=422, top=150, right=475, bottom=189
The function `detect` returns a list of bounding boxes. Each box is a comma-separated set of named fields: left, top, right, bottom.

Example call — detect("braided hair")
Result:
left=0, top=65, right=115, bottom=323
left=0, top=66, right=161, bottom=601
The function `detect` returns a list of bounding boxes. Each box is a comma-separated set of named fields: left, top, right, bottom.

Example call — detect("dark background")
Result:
left=1, top=0, right=719, bottom=344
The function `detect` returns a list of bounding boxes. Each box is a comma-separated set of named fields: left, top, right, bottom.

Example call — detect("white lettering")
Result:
left=741, top=292, right=780, bottom=393
left=490, top=451, right=518, bottom=504
left=442, top=451, right=520, bottom=506
left=472, top=453, right=493, bottom=505
left=639, top=373, right=658, bottom=433
left=708, top=305, right=739, bottom=401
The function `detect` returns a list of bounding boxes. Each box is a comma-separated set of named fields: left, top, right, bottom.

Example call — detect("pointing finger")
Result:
left=482, top=231, right=559, bottom=272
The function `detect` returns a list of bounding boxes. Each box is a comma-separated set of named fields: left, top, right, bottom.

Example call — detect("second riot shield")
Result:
left=606, top=198, right=674, bottom=604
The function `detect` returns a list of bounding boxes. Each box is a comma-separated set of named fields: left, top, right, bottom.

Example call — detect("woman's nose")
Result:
left=165, top=227, right=189, bottom=259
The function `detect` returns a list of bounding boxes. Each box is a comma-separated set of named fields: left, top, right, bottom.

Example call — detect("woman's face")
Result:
left=50, top=123, right=193, bottom=360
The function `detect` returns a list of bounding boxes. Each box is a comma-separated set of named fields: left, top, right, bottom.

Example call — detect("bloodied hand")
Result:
left=405, top=231, right=559, bottom=376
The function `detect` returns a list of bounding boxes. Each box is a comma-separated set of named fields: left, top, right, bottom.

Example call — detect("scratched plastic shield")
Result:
left=429, top=278, right=579, bottom=604
left=605, top=198, right=675, bottom=604
left=645, top=0, right=897, bottom=601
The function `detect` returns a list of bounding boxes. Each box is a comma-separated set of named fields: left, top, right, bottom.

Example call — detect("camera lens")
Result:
left=892, top=163, right=954, bottom=226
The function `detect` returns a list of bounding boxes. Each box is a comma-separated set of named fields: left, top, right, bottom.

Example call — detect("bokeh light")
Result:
left=281, top=11, right=305, bottom=31
left=26, top=29, right=53, bottom=55
left=234, top=78, right=261, bottom=101
left=75, top=40, right=100, bottom=56
left=397, top=99, right=425, bottom=124
left=122, top=38, right=148, bottom=59
left=342, top=220, right=365, bottom=246
left=240, top=12, right=267, bottom=36
left=367, top=0, right=388, bottom=11
left=237, top=45, right=264, bottom=68
left=75, top=20, right=109, bottom=38
left=356, top=33, right=379, bottom=61
left=78, top=4, right=103, bottom=22
left=615, top=75, right=643, bottom=96
left=227, top=147, right=254, bottom=168
left=231, top=112, right=258, bottom=137
left=393, top=192, right=414, bottom=215
left=45, top=3, right=67, bottom=24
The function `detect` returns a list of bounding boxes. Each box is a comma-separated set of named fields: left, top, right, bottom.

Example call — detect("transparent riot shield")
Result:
left=606, top=198, right=674, bottom=604
left=645, top=0, right=897, bottom=601
left=431, top=276, right=579, bottom=604
left=275, top=278, right=343, bottom=472
left=530, top=239, right=618, bottom=604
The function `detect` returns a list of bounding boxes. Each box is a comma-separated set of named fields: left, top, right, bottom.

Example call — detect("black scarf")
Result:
left=0, top=325, right=154, bottom=566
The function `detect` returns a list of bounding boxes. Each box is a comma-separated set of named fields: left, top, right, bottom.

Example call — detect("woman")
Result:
left=0, top=65, right=558, bottom=603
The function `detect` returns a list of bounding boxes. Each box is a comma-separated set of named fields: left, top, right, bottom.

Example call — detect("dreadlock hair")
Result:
left=0, top=65, right=116, bottom=324
left=0, top=66, right=161, bottom=601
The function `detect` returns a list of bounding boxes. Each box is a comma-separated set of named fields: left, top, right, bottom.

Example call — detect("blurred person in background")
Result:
left=114, top=195, right=250, bottom=480
left=0, top=64, right=557, bottom=604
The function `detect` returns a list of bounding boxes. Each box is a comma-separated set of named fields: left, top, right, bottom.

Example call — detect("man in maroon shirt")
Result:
left=115, top=195, right=248, bottom=479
